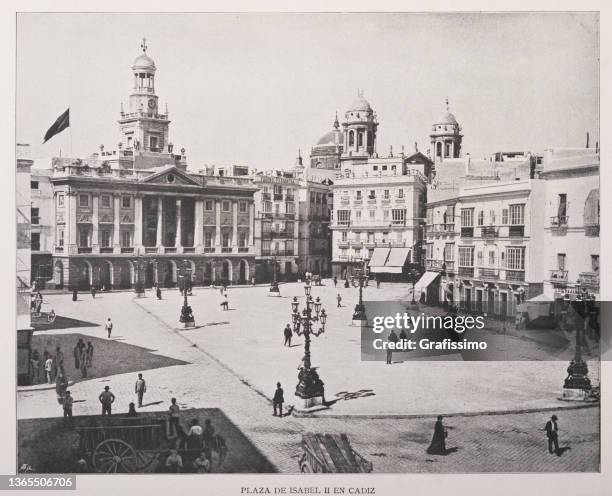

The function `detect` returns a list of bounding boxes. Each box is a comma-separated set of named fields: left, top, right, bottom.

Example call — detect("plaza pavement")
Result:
left=17, top=284, right=600, bottom=472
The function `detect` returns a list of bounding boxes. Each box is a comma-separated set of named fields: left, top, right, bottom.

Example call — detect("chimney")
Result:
left=586, top=132, right=590, bottom=149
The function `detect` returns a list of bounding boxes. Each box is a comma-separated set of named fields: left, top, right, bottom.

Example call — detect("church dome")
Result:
left=132, top=53, right=156, bottom=71
left=315, top=129, right=343, bottom=147
left=349, top=92, right=372, bottom=112
left=434, top=99, right=459, bottom=126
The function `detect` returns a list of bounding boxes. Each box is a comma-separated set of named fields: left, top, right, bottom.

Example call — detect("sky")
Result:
left=16, top=12, right=599, bottom=171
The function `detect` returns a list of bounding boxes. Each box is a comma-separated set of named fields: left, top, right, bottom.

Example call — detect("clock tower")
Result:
left=118, top=39, right=171, bottom=155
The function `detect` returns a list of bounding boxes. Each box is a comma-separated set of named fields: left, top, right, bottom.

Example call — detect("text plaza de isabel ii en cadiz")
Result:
left=25, top=40, right=599, bottom=319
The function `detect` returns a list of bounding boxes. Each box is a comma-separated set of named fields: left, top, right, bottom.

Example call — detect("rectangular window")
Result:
left=477, top=250, right=483, bottom=265
left=31, top=232, right=40, bottom=251
left=222, top=201, right=230, bottom=212
left=382, top=231, right=389, bottom=242
left=263, top=201, right=272, bottom=213
left=558, top=194, right=567, bottom=218
left=426, top=243, right=434, bottom=259
left=356, top=190, right=362, bottom=200
left=444, top=243, right=455, bottom=261
left=274, top=203, right=280, bottom=215
left=398, top=189, right=404, bottom=198
left=391, top=209, right=406, bottom=225
left=355, top=210, right=362, bottom=220
left=509, top=204, right=525, bottom=225
left=31, top=207, right=39, bottom=225
left=337, top=210, right=351, bottom=225
left=369, top=210, right=375, bottom=219
left=222, top=232, right=231, bottom=247
left=341, top=231, right=348, bottom=242
left=369, top=190, right=376, bottom=199
left=506, top=247, right=525, bottom=270
left=204, top=231, right=214, bottom=247
left=79, top=194, right=89, bottom=207
left=121, top=231, right=132, bottom=248
left=382, top=165, right=387, bottom=171
left=78, top=227, right=89, bottom=247
left=122, top=196, right=132, bottom=208
left=461, top=208, right=474, bottom=227
left=383, top=210, right=389, bottom=220
left=101, top=230, right=111, bottom=248
left=205, top=200, right=214, bottom=211
left=592, top=255, right=599, bottom=272
left=239, top=231, right=248, bottom=247
left=557, top=253, right=566, bottom=271
left=477, top=211, right=484, bottom=226
left=101, top=195, right=111, bottom=208
left=384, top=190, right=390, bottom=199
left=458, top=246, right=474, bottom=267
left=286, top=202, right=295, bottom=214
left=30, top=181, right=39, bottom=190
left=489, top=210, right=496, bottom=225
left=502, top=208, right=509, bottom=224
left=58, top=230, right=64, bottom=247
left=488, top=250, right=495, bottom=266
left=58, top=194, right=65, bottom=207
left=239, top=201, right=247, bottom=213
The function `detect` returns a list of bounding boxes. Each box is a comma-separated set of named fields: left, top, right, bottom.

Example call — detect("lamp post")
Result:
left=178, top=259, right=195, bottom=328
left=291, top=284, right=327, bottom=408
left=351, top=258, right=368, bottom=321
left=269, top=257, right=280, bottom=294
left=133, top=256, right=146, bottom=297
left=562, top=289, right=594, bottom=399
left=407, top=266, right=421, bottom=304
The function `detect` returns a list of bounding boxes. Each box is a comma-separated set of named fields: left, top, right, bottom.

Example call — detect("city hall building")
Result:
left=34, top=41, right=257, bottom=290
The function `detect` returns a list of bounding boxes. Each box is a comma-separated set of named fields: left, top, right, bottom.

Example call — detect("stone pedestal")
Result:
left=181, top=321, right=196, bottom=329
left=561, top=388, right=590, bottom=401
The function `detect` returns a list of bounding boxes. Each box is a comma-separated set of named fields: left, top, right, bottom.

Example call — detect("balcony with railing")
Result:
left=262, top=193, right=271, bottom=201
left=221, top=247, right=233, bottom=253
left=78, top=247, right=92, bottom=254
left=458, top=266, right=474, bottom=277
left=480, top=226, right=498, bottom=239
left=273, top=193, right=284, bottom=201
left=285, top=194, right=295, bottom=202
left=549, top=269, right=568, bottom=283
left=444, top=260, right=455, bottom=273
left=238, top=247, right=250, bottom=253
left=509, top=225, right=525, bottom=237
left=478, top=267, right=499, bottom=280
left=337, top=240, right=350, bottom=249
left=585, top=223, right=599, bottom=237
left=505, top=269, right=525, bottom=282
left=578, top=272, right=599, bottom=289
left=460, top=227, right=474, bottom=238
left=100, top=247, right=114, bottom=254
left=550, top=216, right=569, bottom=228
left=426, top=259, right=444, bottom=272
left=261, top=249, right=294, bottom=257
left=121, top=247, right=134, bottom=254
left=183, top=247, right=195, bottom=253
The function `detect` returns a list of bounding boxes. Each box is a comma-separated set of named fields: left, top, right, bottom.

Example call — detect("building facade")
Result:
left=35, top=41, right=257, bottom=290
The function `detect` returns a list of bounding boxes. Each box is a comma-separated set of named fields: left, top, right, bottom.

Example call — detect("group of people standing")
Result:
left=72, top=338, right=94, bottom=378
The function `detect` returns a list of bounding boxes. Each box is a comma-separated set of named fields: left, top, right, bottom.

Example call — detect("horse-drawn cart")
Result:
left=298, top=433, right=373, bottom=473
left=76, top=416, right=227, bottom=473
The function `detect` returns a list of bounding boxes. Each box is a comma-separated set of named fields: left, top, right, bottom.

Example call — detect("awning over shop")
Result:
left=414, top=271, right=440, bottom=294
left=368, top=248, right=390, bottom=273
left=386, top=248, right=411, bottom=268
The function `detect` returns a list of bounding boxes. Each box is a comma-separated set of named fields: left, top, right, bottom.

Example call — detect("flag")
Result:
left=43, top=108, right=70, bottom=143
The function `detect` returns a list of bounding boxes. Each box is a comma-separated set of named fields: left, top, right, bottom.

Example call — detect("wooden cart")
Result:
left=298, top=433, right=373, bottom=473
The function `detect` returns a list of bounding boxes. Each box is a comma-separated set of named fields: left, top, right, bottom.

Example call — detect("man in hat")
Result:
left=544, top=414, right=560, bottom=455
left=283, top=324, right=292, bottom=347
left=63, top=391, right=74, bottom=424
left=99, top=386, right=115, bottom=416
left=135, top=373, right=147, bottom=408
left=273, top=382, right=284, bottom=417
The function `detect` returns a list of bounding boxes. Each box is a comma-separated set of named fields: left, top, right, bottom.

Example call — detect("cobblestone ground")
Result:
left=17, top=286, right=600, bottom=473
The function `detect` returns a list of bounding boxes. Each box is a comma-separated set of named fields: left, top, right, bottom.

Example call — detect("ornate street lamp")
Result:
left=291, top=284, right=327, bottom=408
left=133, top=256, right=146, bottom=297
left=178, top=259, right=195, bottom=328
left=350, top=259, right=368, bottom=321
left=269, top=257, right=280, bottom=294
left=406, top=266, right=422, bottom=304
left=562, top=289, right=594, bottom=399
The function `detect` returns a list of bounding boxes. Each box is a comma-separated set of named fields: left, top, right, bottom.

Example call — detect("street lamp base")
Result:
left=295, top=367, right=325, bottom=404
left=296, top=395, right=325, bottom=410
left=180, top=321, right=196, bottom=329
left=269, top=282, right=280, bottom=293
left=563, top=359, right=591, bottom=390
left=561, top=388, right=592, bottom=401
left=352, top=303, right=367, bottom=321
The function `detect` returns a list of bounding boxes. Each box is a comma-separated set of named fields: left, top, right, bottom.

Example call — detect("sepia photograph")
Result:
left=13, top=10, right=601, bottom=481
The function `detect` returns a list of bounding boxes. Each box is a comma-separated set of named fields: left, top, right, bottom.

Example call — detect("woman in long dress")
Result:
left=426, top=415, right=447, bottom=455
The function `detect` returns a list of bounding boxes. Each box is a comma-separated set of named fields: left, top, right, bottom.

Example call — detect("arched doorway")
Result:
left=75, top=261, right=92, bottom=290
left=145, top=262, right=155, bottom=288
left=221, top=260, right=231, bottom=284
left=314, top=259, right=320, bottom=275
left=161, top=261, right=177, bottom=288
left=53, top=260, right=64, bottom=289
left=99, top=261, right=112, bottom=290
left=238, top=259, right=248, bottom=283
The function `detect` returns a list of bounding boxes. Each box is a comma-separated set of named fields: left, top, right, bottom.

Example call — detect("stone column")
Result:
left=194, top=199, right=204, bottom=253
left=248, top=202, right=254, bottom=249
left=175, top=198, right=182, bottom=251
left=134, top=194, right=143, bottom=254
left=67, top=191, right=78, bottom=253
left=215, top=200, right=222, bottom=249
left=156, top=197, right=163, bottom=250
left=232, top=201, right=238, bottom=252
left=113, top=193, right=121, bottom=253
left=91, top=193, right=99, bottom=253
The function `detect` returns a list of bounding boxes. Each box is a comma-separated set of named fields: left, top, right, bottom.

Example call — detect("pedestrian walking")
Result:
left=386, top=329, right=398, bottom=364
left=72, top=289, right=78, bottom=301
left=86, top=341, right=94, bottom=368
left=426, top=415, right=447, bottom=455
left=63, top=391, right=73, bottom=424
left=376, top=278, right=381, bottom=289
left=220, top=294, right=229, bottom=311
left=105, top=318, right=113, bottom=338
left=202, top=419, right=215, bottom=465
left=91, top=286, right=96, bottom=299
left=54, top=346, right=65, bottom=377
left=336, top=293, right=342, bottom=308
left=544, top=414, right=560, bottom=455
left=79, top=347, right=88, bottom=378
left=156, top=286, right=162, bottom=300
left=272, top=382, right=284, bottom=417
left=99, top=386, right=115, bottom=416
left=44, top=356, right=53, bottom=384
left=344, top=279, right=350, bottom=288
left=333, top=276, right=337, bottom=288
left=73, top=342, right=81, bottom=370
left=168, top=398, right=181, bottom=435
left=283, top=324, right=292, bottom=347
left=135, top=373, right=147, bottom=407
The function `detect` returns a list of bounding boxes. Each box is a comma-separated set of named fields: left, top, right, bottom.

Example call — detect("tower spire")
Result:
left=141, top=37, right=148, bottom=53
left=333, top=111, right=339, bottom=129
left=445, top=97, right=449, bottom=111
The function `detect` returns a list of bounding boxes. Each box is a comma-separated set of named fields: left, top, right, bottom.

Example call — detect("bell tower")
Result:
left=341, top=90, right=378, bottom=162
left=430, top=99, right=462, bottom=163
left=118, top=39, right=171, bottom=154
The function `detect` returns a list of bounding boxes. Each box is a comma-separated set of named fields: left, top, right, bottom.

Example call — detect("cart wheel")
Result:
left=92, top=439, right=138, bottom=473
left=135, top=451, right=158, bottom=471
